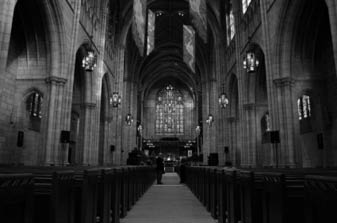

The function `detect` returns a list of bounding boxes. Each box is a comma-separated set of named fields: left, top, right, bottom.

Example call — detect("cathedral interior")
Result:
left=0, top=0, right=337, bottom=222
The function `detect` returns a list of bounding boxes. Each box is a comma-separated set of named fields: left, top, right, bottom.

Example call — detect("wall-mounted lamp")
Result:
left=125, top=113, right=134, bottom=126
left=110, top=92, right=122, bottom=107
left=195, top=125, right=201, bottom=135
left=218, top=93, right=229, bottom=108
left=137, top=124, right=143, bottom=135
left=206, top=114, right=214, bottom=126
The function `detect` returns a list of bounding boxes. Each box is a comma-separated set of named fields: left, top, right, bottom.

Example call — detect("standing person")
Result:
left=156, top=153, right=164, bottom=184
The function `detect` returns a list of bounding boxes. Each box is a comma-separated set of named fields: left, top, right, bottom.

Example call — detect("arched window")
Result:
left=297, top=94, right=313, bottom=133
left=297, top=95, right=312, bottom=120
left=155, top=85, right=184, bottom=135
left=26, top=91, right=43, bottom=131
left=226, top=2, right=235, bottom=45
left=242, top=0, right=252, bottom=14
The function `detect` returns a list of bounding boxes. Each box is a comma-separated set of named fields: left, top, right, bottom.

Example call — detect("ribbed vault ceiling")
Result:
left=111, top=0, right=221, bottom=97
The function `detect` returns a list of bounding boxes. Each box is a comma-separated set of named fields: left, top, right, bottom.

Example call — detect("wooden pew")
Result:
left=0, top=167, right=75, bottom=223
left=305, top=175, right=337, bottom=223
left=217, top=169, right=227, bottom=223
left=0, top=173, right=34, bottom=223
left=224, top=169, right=241, bottom=223
left=238, top=170, right=264, bottom=223
left=72, top=168, right=101, bottom=223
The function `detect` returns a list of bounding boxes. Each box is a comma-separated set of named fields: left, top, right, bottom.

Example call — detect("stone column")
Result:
left=44, top=76, right=68, bottom=166
left=0, top=0, right=17, bottom=151
left=242, top=103, right=257, bottom=167
left=213, top=39, right=226, bottom=166
left=78, top=102, right=96, bottom=165
left=259, top=0, right=280, bottom=130
left=113, top=45, right=125, bottom=165
left=201, top=81, right=209, bottom=164
left=326, top=0, right=337, bottom=78
left=0, top=0, right=16, bottom=69
left=273, top=77, right=297, bottom=167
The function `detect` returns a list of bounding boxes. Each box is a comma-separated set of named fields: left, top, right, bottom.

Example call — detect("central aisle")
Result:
left=121, top=173, right=216, bottom=223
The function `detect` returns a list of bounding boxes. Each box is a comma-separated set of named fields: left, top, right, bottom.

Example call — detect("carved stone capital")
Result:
left=45, top=76, right=67, bottom=86
left=273, top=77, right=295, bottom=88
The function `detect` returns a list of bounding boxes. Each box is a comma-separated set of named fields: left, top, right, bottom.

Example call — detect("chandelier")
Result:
left=218, top=93, right=229, bottom=108
left=243, top=51, right=259, bottom=73
left=110, top=92, right=122, bottom=107
left=125, top=113, right=134, bottom=126
left=82, top=49, right=97, bottom=71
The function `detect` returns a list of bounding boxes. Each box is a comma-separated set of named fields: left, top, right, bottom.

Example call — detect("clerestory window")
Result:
left=226, top=2, right=235, bottom=45
left=242, top=0, right=252, bottom=14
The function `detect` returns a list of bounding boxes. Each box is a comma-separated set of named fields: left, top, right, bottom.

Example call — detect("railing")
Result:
left=0, top=166, right=156, bottom=223
left=185, top=166, right=337, bottom=223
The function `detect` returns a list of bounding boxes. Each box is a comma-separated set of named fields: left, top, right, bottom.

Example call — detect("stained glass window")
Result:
left=297, top=95, right=312, bottom=120
left=242, top=0, right=252, bottom=14
left=226, top=3, right=235, bottom=45
left=155, top=85, right=184, bottom=135
left=26, top=91, right=43, bottom=131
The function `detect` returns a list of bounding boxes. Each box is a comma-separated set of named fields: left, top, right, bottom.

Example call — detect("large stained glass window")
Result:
left=155, top=85, right=184, bottom=135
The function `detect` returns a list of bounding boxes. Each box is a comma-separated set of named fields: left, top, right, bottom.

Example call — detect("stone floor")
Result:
left=120, top=173, right=217, bottom=223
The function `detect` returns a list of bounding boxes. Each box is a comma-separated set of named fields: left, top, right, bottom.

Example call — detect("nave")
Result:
left=1, top=0, right=337, bottom=222
left=121, top=173, right=216, bottom=223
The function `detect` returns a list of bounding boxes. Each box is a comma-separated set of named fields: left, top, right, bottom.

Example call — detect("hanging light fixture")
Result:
left=125, top=113, right=134, bottom=126
left=218, top=92, right=229, bottom=108
left=206, top=114, right=214, bottom=126
left=110, top=92, right=122, bottom=107
left=82, top=35, right=97, bottom=72
left=243, top=50, right=259, bottom=73
left=82, top=49, right=97, bottom=71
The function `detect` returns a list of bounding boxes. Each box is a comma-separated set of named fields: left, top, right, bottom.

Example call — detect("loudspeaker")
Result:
left=270, top=131, right=280, bottom=144
left=224, top=146, right=229, bottom=154
left=208, top=153, right=219, bottom=166
left=317, top=133, right=324, bottom=150
left=60, top=130, right=70, bottom=143
left=110, top=145, right=115, bottom=152
left=17, top=131, right=24, bottom=147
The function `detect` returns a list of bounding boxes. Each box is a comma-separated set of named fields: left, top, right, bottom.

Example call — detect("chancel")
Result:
left=0, top=0, right=336, bottom=223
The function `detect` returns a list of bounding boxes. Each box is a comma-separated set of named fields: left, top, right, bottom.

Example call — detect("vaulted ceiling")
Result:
left=109, top=0, right=223, bottom=98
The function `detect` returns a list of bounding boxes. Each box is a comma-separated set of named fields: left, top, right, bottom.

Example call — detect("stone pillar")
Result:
left=44, top=76, right=68, bottom=166
left=259, top=0, right=280, bottom=130
left=78, top=102, right=96, bottom=165
left=0, top=0, right=17, bottom=69
left=213, top=39, right=226, bottom=166
left=0, top=0, right=17, bottom=152
left=326, top=0, right=337, bottom=78
left=243, top=103, right=257, bottom=167
left=273, top=77, right=297, bottom=167
left=113, top=45, right=125, bottom=165
left=201, top=81, right=209, bottom=164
